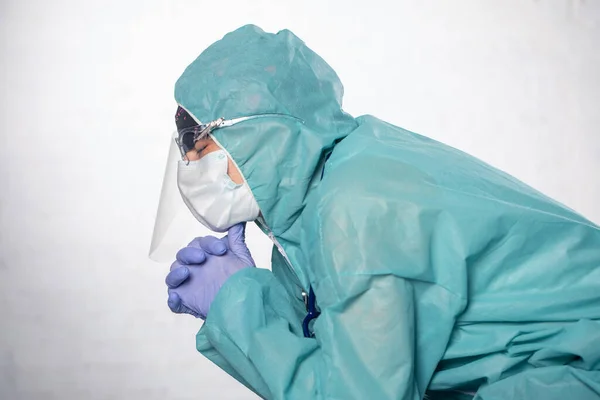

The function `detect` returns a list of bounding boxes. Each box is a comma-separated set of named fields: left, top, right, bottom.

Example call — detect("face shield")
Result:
left=149, top=131, right=204, bottom=262
left=149, top=111, right=302, bottom=262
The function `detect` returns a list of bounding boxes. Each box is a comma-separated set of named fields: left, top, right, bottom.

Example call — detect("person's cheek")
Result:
left=198, top=145, right=218, bottom=159
left=185, top=149, right=200, bottom=161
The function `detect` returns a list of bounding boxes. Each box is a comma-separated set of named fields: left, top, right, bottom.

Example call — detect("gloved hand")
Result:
left=165, top=223, right=255, bottom=319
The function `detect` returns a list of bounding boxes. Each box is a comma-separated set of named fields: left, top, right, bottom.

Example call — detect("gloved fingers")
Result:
left=194, top=235, right=227, bottom=256
left=227, top=223, right=255, bottom=267
left=167, top=292, right=187, bottom=314
left=165, top=266, right=191, bottom=288
left=176, top=246, right=207, bottom=265
left=167, top=291, right=201, bottom=318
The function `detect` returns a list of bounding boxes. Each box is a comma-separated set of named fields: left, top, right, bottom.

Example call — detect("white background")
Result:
left=1, top=1, right=599, bottom=399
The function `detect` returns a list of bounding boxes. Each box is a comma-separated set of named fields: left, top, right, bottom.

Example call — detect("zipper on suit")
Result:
left=256, top=216, right=299, bottom=281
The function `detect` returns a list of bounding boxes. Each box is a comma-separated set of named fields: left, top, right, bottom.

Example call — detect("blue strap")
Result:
left=302, top=287, right=320, bottom=338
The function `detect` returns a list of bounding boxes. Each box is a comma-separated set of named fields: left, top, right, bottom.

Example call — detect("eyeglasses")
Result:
left=174, top=118, right=225, bottom=162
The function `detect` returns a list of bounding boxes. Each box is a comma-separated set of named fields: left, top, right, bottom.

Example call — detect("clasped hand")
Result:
left=165, top=223, right=255, bottom=319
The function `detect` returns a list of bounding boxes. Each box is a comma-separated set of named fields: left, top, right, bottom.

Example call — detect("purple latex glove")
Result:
left=165, top=223, right=255, bottom=319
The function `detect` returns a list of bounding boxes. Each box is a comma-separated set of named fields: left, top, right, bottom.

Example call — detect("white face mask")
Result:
left=177, top=150, right=260, bottom=232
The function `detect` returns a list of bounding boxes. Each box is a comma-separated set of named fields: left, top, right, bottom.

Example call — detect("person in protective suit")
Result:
left=156, top=25, right=600, bottom=400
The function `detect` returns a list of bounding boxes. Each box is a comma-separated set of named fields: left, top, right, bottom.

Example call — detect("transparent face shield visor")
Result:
left=148, top=127, right=216, bottom=262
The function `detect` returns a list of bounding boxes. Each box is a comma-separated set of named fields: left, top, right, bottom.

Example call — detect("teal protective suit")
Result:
left=174, top=25, right=600, bottom=400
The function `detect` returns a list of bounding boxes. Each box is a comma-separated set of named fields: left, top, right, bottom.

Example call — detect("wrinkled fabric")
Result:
left=174, top=25, right=600, bottom=400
